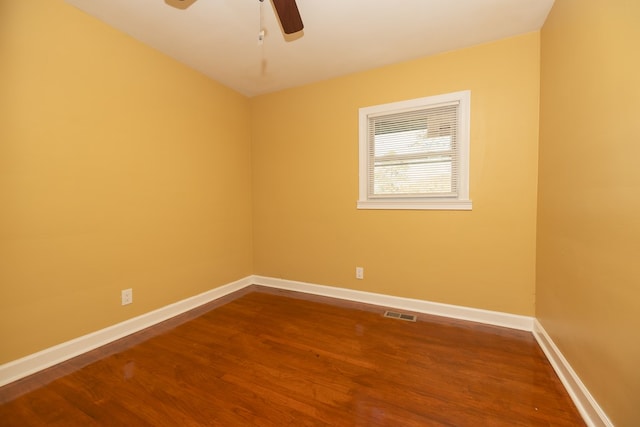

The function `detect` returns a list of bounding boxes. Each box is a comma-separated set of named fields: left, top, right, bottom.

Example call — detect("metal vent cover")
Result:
left=383, top=311, right=417, bottom=322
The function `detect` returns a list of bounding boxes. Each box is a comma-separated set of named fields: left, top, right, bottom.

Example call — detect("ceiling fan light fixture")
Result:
left=271, top=0, right=304, bottom=34
left=164, top=0, right=198, bottom=10
left=166, top=0, right=303, bottom=36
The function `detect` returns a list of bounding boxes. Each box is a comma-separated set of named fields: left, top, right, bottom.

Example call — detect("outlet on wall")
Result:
left=355, top=267, right=364, bottom=280
left=121, top=288, right=133, bottom=306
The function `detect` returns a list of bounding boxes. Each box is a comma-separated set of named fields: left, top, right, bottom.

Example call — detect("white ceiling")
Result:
left=64, top=0, right=555, bottom=97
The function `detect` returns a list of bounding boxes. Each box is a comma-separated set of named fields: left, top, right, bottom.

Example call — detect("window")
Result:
left=358, top=90, right=471, bottom=210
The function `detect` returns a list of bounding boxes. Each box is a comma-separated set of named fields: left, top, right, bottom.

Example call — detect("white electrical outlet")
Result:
left=121, top=288, right=133, bottom=306
left=356, top=267, right=364, bottom=280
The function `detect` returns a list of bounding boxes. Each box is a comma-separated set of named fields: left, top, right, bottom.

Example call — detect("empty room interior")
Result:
left=1, top=0, right=638, bottom=425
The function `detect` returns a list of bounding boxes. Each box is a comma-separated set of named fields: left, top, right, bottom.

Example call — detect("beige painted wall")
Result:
left=537, top=1, right=640, bottom=425
left=251, top=33, right=541, bottom=316
left=0, top=0, right=253, bottom=364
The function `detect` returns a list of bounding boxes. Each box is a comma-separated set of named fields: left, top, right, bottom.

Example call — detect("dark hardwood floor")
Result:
left=0, top=286, right=585, bottom=426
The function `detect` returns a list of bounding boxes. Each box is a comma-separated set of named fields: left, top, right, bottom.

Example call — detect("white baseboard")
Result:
left=0, top=276, right=253, bottom=388
left=0, top=275, right=534, bottom=388
left=533, top=320, right=613, bottom=427
left=252, top=276, right=535, bottom=331
left=2, top=273, right=608, bottom=427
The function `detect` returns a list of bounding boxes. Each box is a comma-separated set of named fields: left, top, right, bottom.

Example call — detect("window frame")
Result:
left=358, top=90, right=472, bottom=210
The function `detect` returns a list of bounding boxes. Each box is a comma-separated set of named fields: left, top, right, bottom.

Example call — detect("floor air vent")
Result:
left=383, top=311, right=417, bottom=322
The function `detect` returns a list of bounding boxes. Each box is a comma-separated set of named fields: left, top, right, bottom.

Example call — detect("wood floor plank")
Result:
left=0, top=286, right=585, bottom=426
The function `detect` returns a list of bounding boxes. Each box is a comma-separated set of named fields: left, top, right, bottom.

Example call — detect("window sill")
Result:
left=357, top=199, right=472, bottom=211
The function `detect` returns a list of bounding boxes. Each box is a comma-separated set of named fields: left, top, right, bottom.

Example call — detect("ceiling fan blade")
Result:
left=165, top=0, right=198, bottom=10
left=271, top=0, right=304, bottom=34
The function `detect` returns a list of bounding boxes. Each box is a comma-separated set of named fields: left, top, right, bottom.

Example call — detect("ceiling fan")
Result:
left=165, top=0, right=304, bottom=35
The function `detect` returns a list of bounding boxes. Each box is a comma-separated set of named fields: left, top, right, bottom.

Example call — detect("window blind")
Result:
left=367, top=101, right=459, bottom=199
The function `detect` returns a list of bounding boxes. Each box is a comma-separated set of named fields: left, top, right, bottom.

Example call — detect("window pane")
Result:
left=373, top=159, right=453, bottom=195
left=374, top=131, right=452, bottom=158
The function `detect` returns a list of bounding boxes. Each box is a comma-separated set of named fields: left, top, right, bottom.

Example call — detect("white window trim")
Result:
left=357, top=90, right=472, bottom=211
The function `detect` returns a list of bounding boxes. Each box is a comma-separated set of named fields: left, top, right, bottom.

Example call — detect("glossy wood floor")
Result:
left=0, top=286, right=585, bottom=426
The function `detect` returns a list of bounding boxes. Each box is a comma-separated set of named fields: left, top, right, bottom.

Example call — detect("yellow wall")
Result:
left=0, top=0, right=253, bottom=364
left=251, top=33, right=540, bottom=316
left=3, top=1, right=637, bottom=422
left=538, top=1, right=640, bottom=425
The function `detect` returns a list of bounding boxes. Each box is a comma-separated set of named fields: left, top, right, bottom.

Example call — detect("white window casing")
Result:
left=358, top=90, right=472, bottom=210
